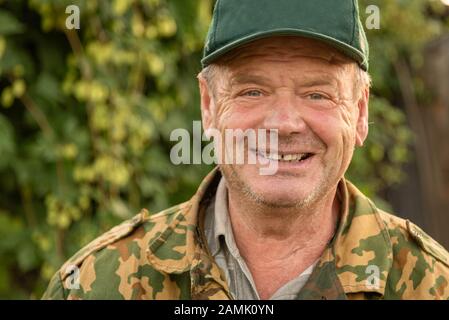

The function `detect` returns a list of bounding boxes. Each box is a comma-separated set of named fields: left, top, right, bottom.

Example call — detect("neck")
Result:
left=227, top=185, right=340, bottom=262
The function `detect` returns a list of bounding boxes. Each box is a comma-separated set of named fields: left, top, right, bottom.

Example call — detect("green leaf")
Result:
left=32, top=72, right=63, bottom=104
left=0, top=10, right=25, bottom=35
left=110, top=198, right=133, bottom=219
left=17, top=242, right=39, bottom=272
left=0, top=42, right=35, bottom=76
left=0, top=114, right=16, bottom=169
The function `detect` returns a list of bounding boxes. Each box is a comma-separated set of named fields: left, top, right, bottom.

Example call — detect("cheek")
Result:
left=304, top=109, right=340, bottom=143
left=215, top=101, right=266, bottom=130
left=305, top=107, right=356, bottom=154
left=338, top=105, right=359, bottom=149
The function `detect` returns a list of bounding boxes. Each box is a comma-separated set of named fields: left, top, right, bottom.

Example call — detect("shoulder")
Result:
left=60, top=203, right=189, bottom=277
left=378, top=210, right=449, bottom=267
left=42, top=202, right=190, bottom=300
left=377, top=210, right=449, bottom=299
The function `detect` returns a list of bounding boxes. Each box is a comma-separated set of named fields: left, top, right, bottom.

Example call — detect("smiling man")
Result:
left=43, top=0, right=449, bottom=300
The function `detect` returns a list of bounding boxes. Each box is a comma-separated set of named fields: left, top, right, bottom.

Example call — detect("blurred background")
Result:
left=0, top=0, right=448, bottom=299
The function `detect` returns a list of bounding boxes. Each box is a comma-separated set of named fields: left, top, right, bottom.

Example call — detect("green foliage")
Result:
left=0, top=0, right=447, bottom=298
left=0, top=0, right=213, bottom=298
left=346, top=0, right=448, bottom=209
left=348, top=96, right=413, bottom=205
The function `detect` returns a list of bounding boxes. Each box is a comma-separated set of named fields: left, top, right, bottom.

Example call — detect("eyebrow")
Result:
left=298, top=75, right=338, bottom=88
left=230, top=73, right=338, bottom=89
left=230, top=74, right=272, bottom=87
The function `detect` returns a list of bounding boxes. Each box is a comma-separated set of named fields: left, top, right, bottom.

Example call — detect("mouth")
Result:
left=256, top=151, right=315, bottom=163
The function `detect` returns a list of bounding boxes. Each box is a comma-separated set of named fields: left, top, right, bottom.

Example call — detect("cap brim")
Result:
left=201, top=28, right=368, bottom=71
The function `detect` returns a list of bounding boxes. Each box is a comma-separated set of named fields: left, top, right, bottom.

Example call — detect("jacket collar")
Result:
left=332, top=178, right=393, bottom=296
left=146, top=168, right=392, bottom=298
left=146, top=168, right=231, bottom=298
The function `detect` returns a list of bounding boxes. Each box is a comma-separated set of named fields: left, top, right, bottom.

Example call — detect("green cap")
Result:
left=202, top=0, right=369, bottom=71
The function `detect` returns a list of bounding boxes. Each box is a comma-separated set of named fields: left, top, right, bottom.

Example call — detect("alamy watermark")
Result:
left=65, top=5, right=80, bottom=30
left=170, top=121, right=279, bottom=175
left=365, top=265, right=381, bottom=290
left=365, top=5, right=380, bottom=30
left=64, top=4, right=381, bottom=31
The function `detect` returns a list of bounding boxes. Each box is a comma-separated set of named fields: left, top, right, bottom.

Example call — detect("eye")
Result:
left=242, top=90, right=263, bottom=97
left=308, top=93, right=327, bottom=100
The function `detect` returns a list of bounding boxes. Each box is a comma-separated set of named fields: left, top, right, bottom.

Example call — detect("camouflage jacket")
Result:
left=43, top=169, right=449, bottom=300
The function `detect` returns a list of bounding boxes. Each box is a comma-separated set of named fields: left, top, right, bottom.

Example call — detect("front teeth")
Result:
left=267, top=153, right=281, bottom=160
left=262, top=153, right=309, bottom=161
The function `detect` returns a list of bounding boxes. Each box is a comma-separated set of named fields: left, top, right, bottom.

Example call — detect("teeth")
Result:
left=264, top=153, right=280, bottom=160
left=260, top=153, right=310, bottom=161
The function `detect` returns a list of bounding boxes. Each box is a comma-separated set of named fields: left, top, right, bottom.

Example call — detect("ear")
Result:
left=355, top=86, right=369, bottom=147
left=198, top=74, right=215, bottom=136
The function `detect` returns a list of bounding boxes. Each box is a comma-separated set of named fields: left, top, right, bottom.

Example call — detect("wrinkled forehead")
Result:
left=216, top=36, right=354, bottom=69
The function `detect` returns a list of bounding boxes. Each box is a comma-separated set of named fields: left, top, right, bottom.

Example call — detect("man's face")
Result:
left=200, top=36, right=369, bottom=208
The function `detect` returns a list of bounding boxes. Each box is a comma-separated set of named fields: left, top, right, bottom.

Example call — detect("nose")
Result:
left=262, top=91, right=307, bottom=136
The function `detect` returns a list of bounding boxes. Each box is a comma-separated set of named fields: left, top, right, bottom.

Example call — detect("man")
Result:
left=43, top=0, right=449, bottom=300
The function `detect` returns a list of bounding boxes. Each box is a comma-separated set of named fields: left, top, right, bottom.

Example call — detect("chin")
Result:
left=248, top=181, right=316, bottom=208
left=225, top=164, right=320, bottom=208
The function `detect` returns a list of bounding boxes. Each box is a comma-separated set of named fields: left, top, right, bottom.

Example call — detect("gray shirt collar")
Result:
left=204, top=176, right=318, bottom=300
left=205, top=176, right=240, bottom=257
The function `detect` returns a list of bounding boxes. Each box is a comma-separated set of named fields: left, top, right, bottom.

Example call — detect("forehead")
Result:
left=216, top=36, right=354, bottom=72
